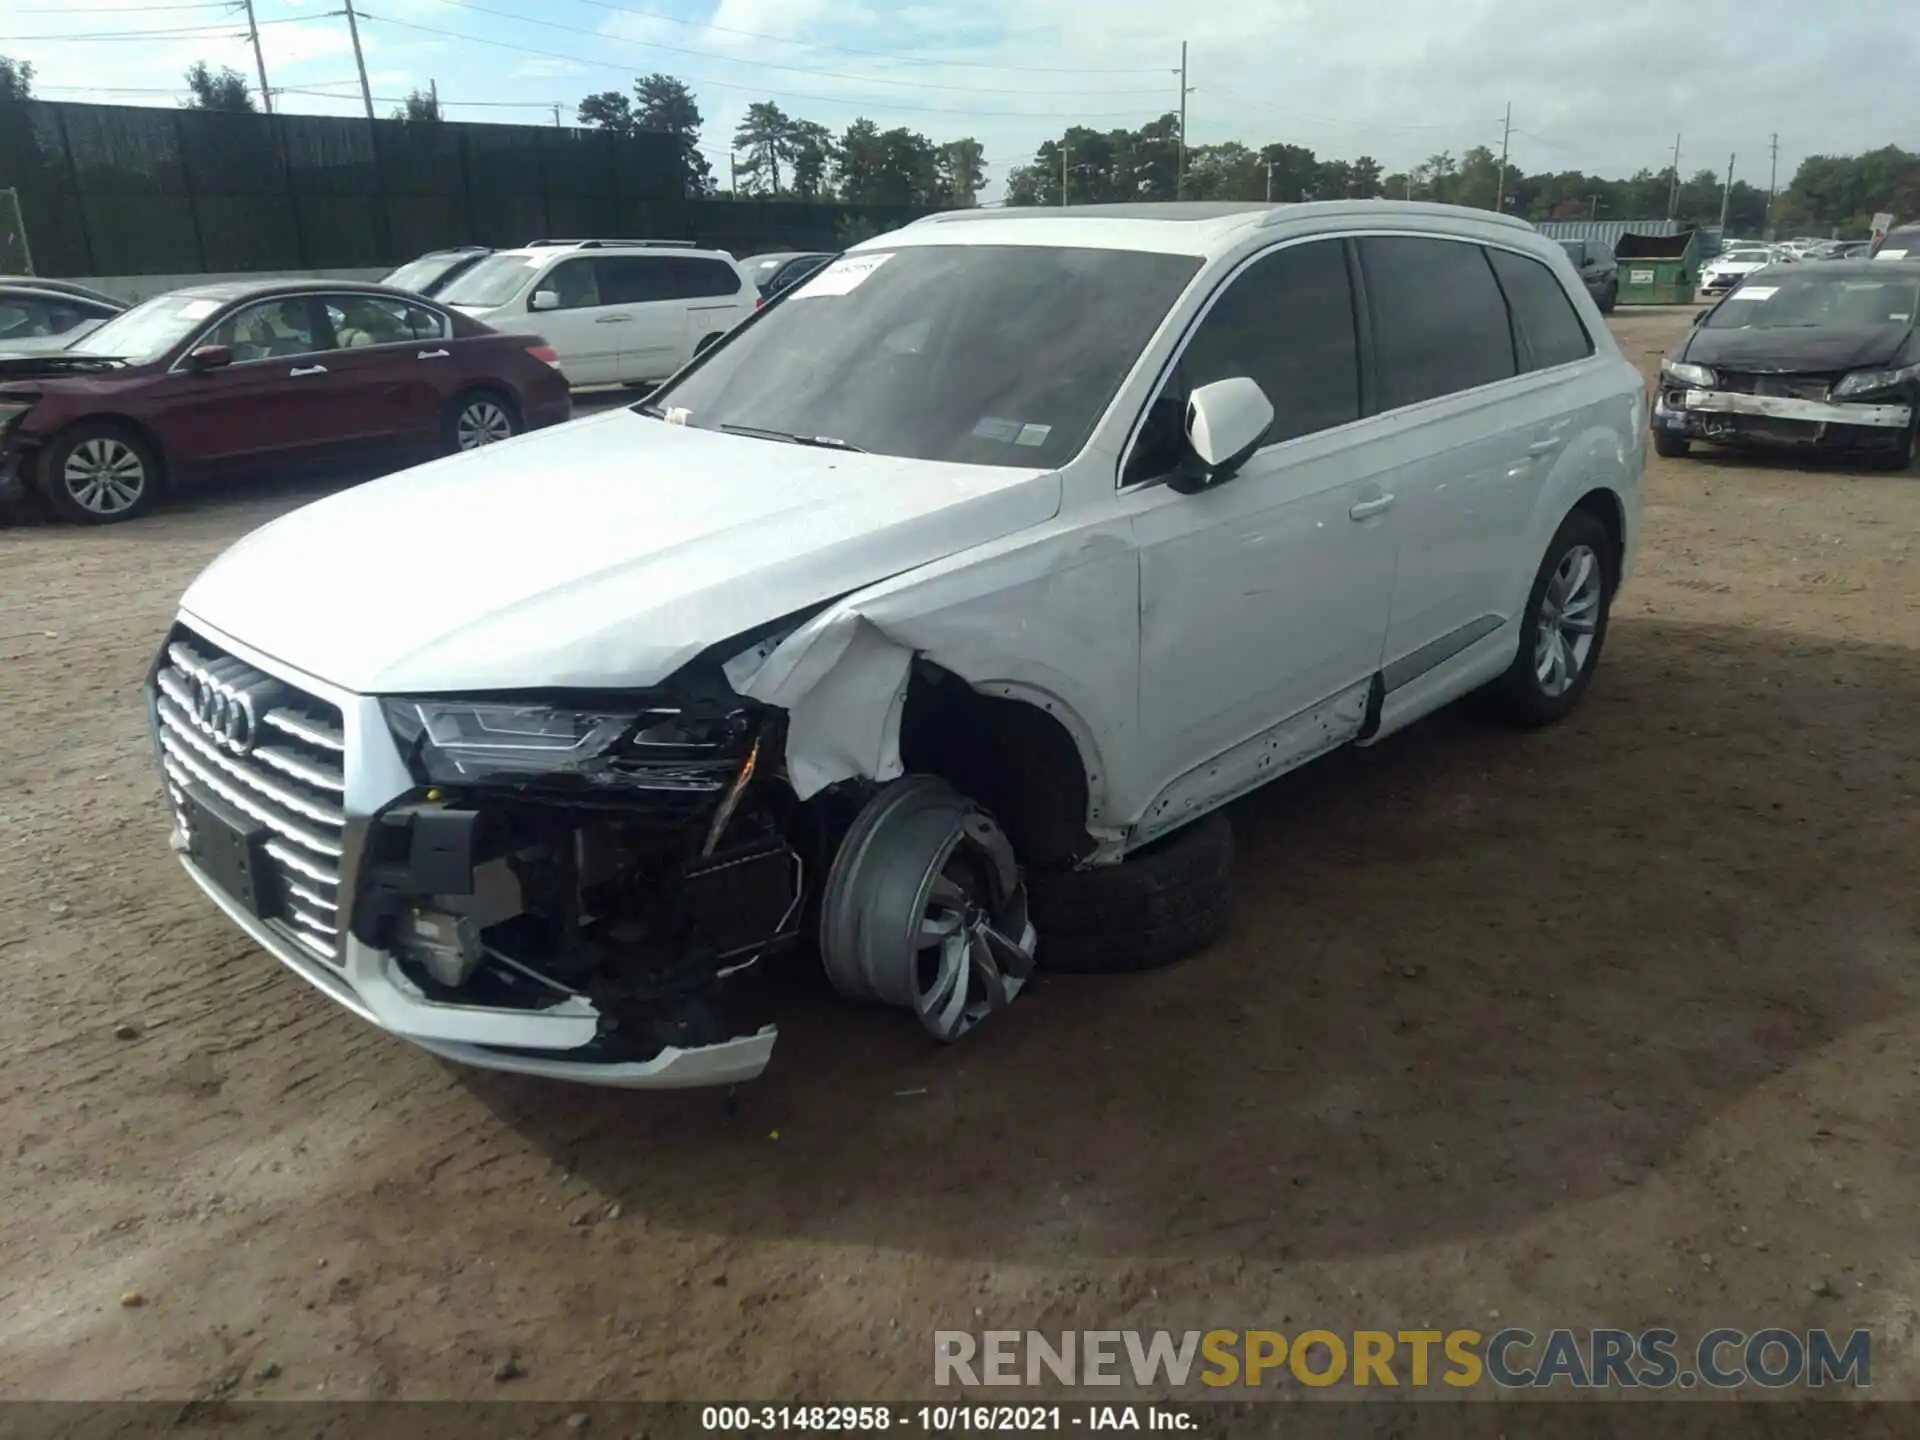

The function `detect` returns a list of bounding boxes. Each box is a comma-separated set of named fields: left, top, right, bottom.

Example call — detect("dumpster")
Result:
left=1613, top=228, right=1702, bottom=304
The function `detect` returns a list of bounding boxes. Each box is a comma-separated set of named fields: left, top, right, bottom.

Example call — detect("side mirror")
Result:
left=1691, top=308, right=1709, bottom=326
left=529, top=290, right=560, bottom=312
left=1170, top=377, right=1274, bottom=493
left=187, top=343, right=233, bottom=372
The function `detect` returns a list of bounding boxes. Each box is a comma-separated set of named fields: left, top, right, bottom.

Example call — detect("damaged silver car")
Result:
left=148, top=201, right=1644, bottom=1086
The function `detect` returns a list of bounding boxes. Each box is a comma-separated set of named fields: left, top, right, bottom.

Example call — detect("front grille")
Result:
left=155, top=632, right=348, bottom=962
left=1714, top=372, right=1835, bottom=400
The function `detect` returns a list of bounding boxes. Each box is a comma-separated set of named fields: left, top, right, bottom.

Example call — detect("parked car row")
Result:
left=0, top=279, right=571, bottom=523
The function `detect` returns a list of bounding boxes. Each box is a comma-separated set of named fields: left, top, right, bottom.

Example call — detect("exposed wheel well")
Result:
left=1572, top=486, right=1626, bottom=585
left=38, top=414, right=171, bottom=495
left=896, top=662, right=1096, bottom=868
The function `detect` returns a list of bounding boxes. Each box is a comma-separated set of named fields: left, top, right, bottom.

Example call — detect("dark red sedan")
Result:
left=0, top=279, right=571, bottom=524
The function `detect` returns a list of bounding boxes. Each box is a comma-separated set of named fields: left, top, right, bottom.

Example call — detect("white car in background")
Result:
left=434, top=239, right=754, bottom=387
left=149, top=200, right=1644, bottom=1088
left=1700, top=244, right=1788, bottom=297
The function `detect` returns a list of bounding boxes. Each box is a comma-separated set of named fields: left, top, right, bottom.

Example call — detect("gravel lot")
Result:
left=1, top=309, right=1916, bottom=1403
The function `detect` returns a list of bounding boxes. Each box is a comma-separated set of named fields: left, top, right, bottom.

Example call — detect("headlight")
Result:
left=1660, top=359, right=1717, bottom=388
left=1831, top=362, right=1920, bottom=399
left=381, top=698, right=754, bottom=784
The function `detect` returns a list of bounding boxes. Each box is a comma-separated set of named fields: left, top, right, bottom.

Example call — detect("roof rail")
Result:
left=523, top=238, right=697, bottom=249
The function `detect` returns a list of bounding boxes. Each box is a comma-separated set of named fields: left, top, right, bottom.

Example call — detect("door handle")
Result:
left=289, top=364, right=328, bottom=377
left=1348, top=493, right=1396, bottom=520
left=594, top=314, right=632, bottom=324
left=416, top=348, right=450, bottom=360
left=1526, top=437, right=1563, bottom=454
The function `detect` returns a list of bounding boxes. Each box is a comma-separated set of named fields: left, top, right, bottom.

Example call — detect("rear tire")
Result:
left=1598, top=281, right=1618, bottom=314
left=445, top=390, right=520, bottom=453
left=1653, top=429, right=1691, bottom=459
left=1488, top=508, right=1615, bottom=728
left=1025, top=813, right=1235, bottom=974
left=37, top=421, right=159, bottom=525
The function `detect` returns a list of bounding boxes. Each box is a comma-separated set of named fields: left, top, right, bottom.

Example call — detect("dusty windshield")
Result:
left=1707, top=275, right=1920, bottom=329
left=438, top=254, right=539, bottom=308
left=68, top=292, right=229, bottom=361
left=385, top=254, right=472, bottom=294
left=645, top=244, right=1202, bottom=468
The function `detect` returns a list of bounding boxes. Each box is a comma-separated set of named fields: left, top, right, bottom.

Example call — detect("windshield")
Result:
left=645, top=244, right=1202, bottom=469
left=68, top=291, right=229, bottom=362
left=1706, top=274, right=1920, bottom=329
left=1720, top=247, right=1770, bottom=262
left=437, top=254, right=538, bottom=308
left=750, top=255, right=795, bottom=285
left=384, top=254, right=473, bottom=294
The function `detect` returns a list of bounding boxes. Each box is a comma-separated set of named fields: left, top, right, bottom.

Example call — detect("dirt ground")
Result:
left=0, top=308, right=1916, bottom=1405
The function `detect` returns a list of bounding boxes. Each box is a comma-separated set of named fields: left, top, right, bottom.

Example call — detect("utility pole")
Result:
left=342, top=0, right=376, bottom=123
left=242, top=0, right=273, bottom=114
left=1495, top=101, right=1511, bottom=212
left=1765, top=131, right=1779, bottom=237
left=1718, top=151, right=1735, bottom=232
left=729, top=152, right=738, bottom=196
left=551, top=103, right=562, bottom=128
left=1060, top=145, right=1068, bottom=206
left=1265, top=158, right=1273, bottom=203
left=1666, top=133, right=1681, bottom=219
left=1588, top=193, right=1601, bottom=220
left=1174, top=41, right=1191, bottom=201
left=1405, top=172, right=1414, bottom=201
left=429, top=78, right=439, bottom=119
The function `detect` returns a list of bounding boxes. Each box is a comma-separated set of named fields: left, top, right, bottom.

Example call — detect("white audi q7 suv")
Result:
left=150, top=201, right=1646, bottom=1088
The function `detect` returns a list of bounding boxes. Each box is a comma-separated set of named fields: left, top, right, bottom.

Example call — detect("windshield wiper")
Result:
left=718, top=422, right=865, bottom=452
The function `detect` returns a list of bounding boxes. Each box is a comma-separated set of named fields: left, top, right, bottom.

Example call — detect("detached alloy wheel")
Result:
left=40, top=423, right=158, bottom=524
left=449, top=393, right=519, bottom=452
left=819, top=776, right=1037, bottom=1042
left=1490, top=507, right=1615, bottom=727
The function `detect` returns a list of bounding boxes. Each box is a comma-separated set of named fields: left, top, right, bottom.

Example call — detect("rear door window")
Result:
left=1485, top=247, right=1594, bottom=371
left=1358, top=235, right=1517, bottom=410
left=596, top=256, right=675, bottom=304
left=675, top=257, right=743, bottom=299
left=321, top=295, right=449, bottom=348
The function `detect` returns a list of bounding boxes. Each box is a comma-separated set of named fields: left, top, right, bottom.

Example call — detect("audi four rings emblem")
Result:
left=190, top=672, right=256, bottom=753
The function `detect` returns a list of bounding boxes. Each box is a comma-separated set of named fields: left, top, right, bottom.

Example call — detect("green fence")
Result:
left=0, top=100, right=937, bottom=277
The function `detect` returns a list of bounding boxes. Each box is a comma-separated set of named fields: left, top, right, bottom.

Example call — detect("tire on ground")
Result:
left=1024, top=812, right=1235, bottom=974
left=1486, top=505, right=1616, bottom=729
left=1652, top=429, right=1690, bottom=458
left=444, top=388, right=520, bottom=453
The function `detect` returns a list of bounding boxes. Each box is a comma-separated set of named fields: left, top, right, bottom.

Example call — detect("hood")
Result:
left=0, top=320, right=106, bottom=357
left=1681, top=324, right=1911, bottom=373
left=180, top=408, right=1061, bottom=694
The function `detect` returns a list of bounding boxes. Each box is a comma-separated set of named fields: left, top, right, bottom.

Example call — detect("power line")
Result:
left=1204, top=86, right=1452, bottom=134
left=355, top=11, right=1163, bottom=119
left=413, top=0, right=1171, bottom=97
left=9, top=13, right=328, bottom=40
left=552, top=0, right=1170, bottom=75
left=11, top=1, right=239, bottom=10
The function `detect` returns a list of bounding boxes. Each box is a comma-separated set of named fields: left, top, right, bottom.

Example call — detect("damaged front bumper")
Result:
left=1654, top=386, right=1913, bottom=451
left=150, top=615, right=798, bottom=1089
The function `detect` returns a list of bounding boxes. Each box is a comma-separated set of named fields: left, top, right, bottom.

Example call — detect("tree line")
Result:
left=1007, top=116, right=1918, bottom=236
left=575, top=75, right=985, bottom=208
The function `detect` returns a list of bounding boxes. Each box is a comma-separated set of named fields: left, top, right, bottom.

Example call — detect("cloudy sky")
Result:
left=7, top=0, right=1917, bottom=199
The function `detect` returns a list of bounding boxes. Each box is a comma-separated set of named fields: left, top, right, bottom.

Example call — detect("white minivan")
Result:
left=434, top=239, right=753, bottom=386
left=150, top=201, right=1645, bottom=1089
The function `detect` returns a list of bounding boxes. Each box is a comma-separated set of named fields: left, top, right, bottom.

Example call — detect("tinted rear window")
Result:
left=1359, top=236, right=1517, bottom=409
left=1487, top=247, right=1594, bottom=370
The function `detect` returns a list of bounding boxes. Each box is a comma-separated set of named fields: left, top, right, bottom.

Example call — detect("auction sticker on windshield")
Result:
left=1728, top=286, right=1778, bottom=300
left=176, top=299, right=221, bottom=320
left=794, top=252, right=893, bottom=298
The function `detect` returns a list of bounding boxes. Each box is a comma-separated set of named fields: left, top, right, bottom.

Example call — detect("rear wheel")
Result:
left=1488, top=508, right=1615, bottom=728
left=446, top=390, right=519, bottom=453
left=38, top=422, right=159, bottom=525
